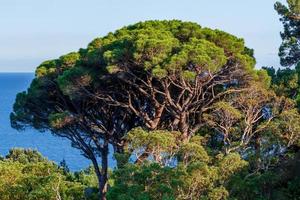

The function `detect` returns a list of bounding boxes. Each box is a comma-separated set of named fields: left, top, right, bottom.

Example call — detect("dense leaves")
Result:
left=275, top=0, right=300, bottom=66
left=0, top=149, right=98, bottom=200
left=264, top=66, right=300, bottom=110
left=108, top=129, right=247, bottom=200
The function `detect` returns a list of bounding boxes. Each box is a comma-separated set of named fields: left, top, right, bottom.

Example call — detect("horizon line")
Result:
left=0, top=71, right=34, bottom=73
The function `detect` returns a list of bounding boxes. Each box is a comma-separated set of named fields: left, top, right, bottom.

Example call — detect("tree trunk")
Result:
left=90, top=146, right=108, bottom=200
left=90, top=157, right=103, bottom=200
left=100, top=143, right=109, bottom=200
left=179, top=112, right=190, bottom=141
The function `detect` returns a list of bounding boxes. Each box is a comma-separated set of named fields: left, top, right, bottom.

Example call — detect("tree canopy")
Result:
left=11, top=20, right=266, bottom=199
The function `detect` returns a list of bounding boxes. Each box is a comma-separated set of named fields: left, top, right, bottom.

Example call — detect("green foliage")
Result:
left=57, top=66, right=92, bottom=98
left=228, top=152, right=300, bottom=200
left=35, top=60, right=58, bottom=78
left=4, top=148, right=47, bottom=164
left=275, top=0, right=300, bottom=66
left=0, top=149, right=97, bottom=200
left=256, top=69, right=272, bottom=88
left=152, top=65, right=168, bottom=78
left=264, top=66, right=300, bottom=110
left=267, top=108, right=300, bottom=147
left=179, top=138, right=210, bottom=165
left=108, top=152, right=246, bottom=200
left=126, top=128, right=179, bottom=154
left=59, top=52, right=80, bottom=69
left=48, top=112, right=74, bottom=129
left=165, top=38, right=227, bottom=73
left=288, top=0, right=300, bottom=14
left=108, top=129, right=247, bottom=200
left=207, top=187, right=229, bottom=200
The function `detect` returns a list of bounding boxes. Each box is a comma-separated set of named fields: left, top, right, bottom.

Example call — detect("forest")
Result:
left=1, top=1, right=300, bottom=199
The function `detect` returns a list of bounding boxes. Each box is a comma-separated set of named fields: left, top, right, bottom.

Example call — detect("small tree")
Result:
left=275, top=0, right=300, bottom=66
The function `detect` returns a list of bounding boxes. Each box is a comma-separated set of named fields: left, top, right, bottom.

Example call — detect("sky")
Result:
left=0, top=0, right=285, bottom=72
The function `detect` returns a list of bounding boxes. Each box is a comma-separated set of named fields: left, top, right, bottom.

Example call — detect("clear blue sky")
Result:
left=0, top=0, right=284, bottom=72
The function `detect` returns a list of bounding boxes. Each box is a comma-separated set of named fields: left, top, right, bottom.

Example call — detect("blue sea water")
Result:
left=0, top=73, right=114, bottom=171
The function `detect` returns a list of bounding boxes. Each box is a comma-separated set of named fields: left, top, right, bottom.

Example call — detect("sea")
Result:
left=0, top=73, right=115, bottom=171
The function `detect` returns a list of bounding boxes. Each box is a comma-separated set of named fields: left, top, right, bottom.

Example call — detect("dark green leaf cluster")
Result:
left=275, top=0, right=300, bottom=66
left=264, top=66, right=300, bottom=110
